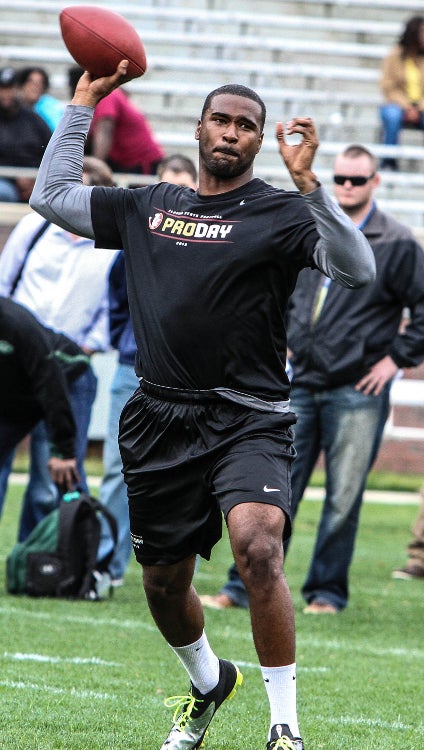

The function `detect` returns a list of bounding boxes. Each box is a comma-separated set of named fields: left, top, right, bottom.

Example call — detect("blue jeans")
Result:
left=0, top=178, right=19, bottom=201
left=218, top=382, right=391, bottom=611
left=380, top=103, right=424, bottom=146
left=97, top=363, right=139, bottom=580
left=17, top=366, right=97, bottom=541
left=0, top=450, right=14, bottom=517
left=290, top=383, right=391, bottom=610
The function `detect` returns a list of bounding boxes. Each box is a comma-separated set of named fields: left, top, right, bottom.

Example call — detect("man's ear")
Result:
left=372, top=172, right=381, bottom=189
left=256, top=132, right=264, bottom=153
left=195, top=119, right=201, bottom=141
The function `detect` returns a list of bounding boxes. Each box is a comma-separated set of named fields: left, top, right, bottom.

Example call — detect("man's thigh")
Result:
left=212, top=429, right=295, bottom=541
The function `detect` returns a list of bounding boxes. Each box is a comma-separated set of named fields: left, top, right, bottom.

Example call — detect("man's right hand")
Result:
left=71, top=59, right=130, bottom=108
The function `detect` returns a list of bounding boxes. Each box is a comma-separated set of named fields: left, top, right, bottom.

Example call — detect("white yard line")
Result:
left=3, top=651, right=122, bottom=666
left=301, top=635, right=424, bottom=660
left=315, top=714, right=424, bottom=734
left=0, top=605, right=157, bottom=631
left=0, top=679, right=116, bottom=700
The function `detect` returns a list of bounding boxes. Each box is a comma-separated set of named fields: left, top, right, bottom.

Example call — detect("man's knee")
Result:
left=142, top=558, right=196, bottom=604
left=235, top=533, right=284, bottom=590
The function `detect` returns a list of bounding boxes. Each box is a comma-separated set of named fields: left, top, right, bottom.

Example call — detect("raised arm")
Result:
left=276, top=118, right=376, bottom=288
left=30, top=62, right=130, bottom=237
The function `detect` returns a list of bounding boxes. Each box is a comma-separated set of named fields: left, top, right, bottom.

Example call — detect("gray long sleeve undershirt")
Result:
left=30, top=105, right=376, bottom=288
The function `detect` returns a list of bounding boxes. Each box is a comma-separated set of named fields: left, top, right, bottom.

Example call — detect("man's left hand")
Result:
left=355, top=355, right=399, bottom=395
left=276, top=117, right=319, bottom=194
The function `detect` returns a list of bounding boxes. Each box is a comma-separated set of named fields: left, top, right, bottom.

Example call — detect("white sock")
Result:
left=170, top=631, right=220, bottom=694
left=261, top=663, right=300, bottom=739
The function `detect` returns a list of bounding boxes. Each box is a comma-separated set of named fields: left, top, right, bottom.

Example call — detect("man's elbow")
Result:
left=341, top=262, right=377, bottom=289
left=29, top=188, right=49, bottom=220
left=29, top=189, right=42, bottom=214
left=353, top=260, right=377, bottom=288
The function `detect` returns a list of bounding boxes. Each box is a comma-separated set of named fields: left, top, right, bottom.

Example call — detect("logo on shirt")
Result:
left=149, top=212, right=164, bottom=230
left=148, top=208, right=236, bottom=244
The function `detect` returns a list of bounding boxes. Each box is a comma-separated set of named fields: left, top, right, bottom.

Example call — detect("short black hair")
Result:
left=157, top=154, right=198, bottom=182
left=201, top=84, right=266, bottom=131
left=341, top=144, right=378, bottom=172
left=17, top=66, right=50, bottom=91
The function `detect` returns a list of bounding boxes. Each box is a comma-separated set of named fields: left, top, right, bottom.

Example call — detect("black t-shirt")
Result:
left=91, top=178, right=317, bottom=400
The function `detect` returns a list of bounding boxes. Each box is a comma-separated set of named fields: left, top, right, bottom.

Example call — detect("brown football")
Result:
left=59, top=5, right=147, bottom=79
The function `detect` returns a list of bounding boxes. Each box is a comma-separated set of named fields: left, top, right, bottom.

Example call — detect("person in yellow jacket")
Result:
left=379, top=15, right=424, bottom=170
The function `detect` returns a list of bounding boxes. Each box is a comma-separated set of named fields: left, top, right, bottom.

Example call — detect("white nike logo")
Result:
left=263, top=485, right=281, bottom=493
left=239, top=199, right=245, bottom=205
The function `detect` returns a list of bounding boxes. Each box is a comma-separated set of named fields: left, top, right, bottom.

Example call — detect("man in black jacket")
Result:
left=202, top=144, right=424, bottom=614
left=0, top=297, right=89, bottom=509
left=286, top=143, right=424, bottom=613
left=0, top=67, right=51, bottom=202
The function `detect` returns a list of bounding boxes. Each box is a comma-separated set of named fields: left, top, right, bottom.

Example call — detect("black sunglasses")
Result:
left=333, top=173, right=375, bottom=186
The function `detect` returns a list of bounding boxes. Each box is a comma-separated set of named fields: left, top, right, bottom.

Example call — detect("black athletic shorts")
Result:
left=118, top=383, right=297, bottom=566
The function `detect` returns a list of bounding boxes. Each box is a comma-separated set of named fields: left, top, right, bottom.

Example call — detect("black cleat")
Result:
left=266, top=723, right=305, bottom=749
left=160, top=658, right=243, bottom=749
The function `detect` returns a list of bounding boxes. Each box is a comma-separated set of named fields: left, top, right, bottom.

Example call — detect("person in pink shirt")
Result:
left=90, top=87, right=165, bottom=174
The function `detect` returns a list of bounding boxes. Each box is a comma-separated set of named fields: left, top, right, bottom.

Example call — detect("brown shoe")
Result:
left=392, top=565, right=424, bottom=580
left=303, top=600, right=339, bottom=614
left=199, top=594, right=237, bottom=610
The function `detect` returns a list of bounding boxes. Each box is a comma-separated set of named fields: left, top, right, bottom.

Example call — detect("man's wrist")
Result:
left=298, top=174, right=321, bottom=195
left=71, top=94, right=97, bottom=109
left=300, top=178, right=321, bottom=195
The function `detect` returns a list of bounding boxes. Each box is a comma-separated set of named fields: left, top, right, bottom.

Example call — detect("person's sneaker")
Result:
left=160, top=658, right=243, bottom=749
left=266, top=723, right=305, bottom=749
left=392, top=564, right=424, bottom=580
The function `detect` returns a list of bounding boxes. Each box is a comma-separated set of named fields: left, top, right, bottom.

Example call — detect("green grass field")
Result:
left=0, top=483, right=423, bottom=750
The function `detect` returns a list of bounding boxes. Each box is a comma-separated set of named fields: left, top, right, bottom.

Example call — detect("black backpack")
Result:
left=6, top=491, right=118, bottom=600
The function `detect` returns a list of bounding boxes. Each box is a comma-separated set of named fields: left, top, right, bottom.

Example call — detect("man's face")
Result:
left=0, top=84, right=19, bottom=112
left=21, top=72, right=46, bottom=106
left=333, top=154, right=379, bottom=215
left=160, top=168, right=197, bottom=189
left=195, top=93, right=263, bottom=179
